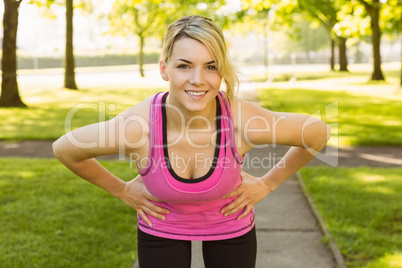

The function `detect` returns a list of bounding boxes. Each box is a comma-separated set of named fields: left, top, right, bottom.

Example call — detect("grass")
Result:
left=0, top=86, right=162, bottom=140
left=300, top=167, right=402, bottom=268
left=0, top=158, right=139, bottom=267
left=256, top=88, right=402, bottom=146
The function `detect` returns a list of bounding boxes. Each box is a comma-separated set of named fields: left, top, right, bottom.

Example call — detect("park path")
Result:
left=1, top=66, right=401, bottom=267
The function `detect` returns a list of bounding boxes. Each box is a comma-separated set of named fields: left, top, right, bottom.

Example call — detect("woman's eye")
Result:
left=177, top=64, right=189, bottom=69
left=207, top=65, right=218, bottom=71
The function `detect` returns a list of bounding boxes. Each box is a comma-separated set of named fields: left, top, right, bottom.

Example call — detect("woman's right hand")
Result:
left=119, top=175, right=170, bottom=226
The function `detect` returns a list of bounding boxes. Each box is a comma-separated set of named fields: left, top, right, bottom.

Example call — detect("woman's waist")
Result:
left=138, top=201, right=255, bottom=240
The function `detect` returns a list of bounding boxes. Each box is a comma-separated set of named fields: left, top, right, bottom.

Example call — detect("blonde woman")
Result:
left=53, top=15, right=330, bottom=268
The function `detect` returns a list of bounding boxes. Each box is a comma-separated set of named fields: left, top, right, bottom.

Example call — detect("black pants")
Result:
left=137, top=227, right=257, bottom=268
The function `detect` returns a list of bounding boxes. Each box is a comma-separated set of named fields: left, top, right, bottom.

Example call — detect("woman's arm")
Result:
left=53, top=96, right=169, bottom=226
left=221, top=98, right=331, bottom=219
left=53, top=121, right=127, bottom=197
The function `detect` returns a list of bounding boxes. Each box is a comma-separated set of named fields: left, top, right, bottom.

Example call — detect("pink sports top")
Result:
left=136, top=91, right=255, bottom=241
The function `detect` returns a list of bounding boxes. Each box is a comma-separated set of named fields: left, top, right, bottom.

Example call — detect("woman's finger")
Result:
left=143, top=200, right=169, bottom=220
left=137, top=210, right=153, bottom=227
left=237, top=205, right=253, bottom=220
left=143, top=206, right=167, bottom=221
left=223, top=200, right=248, bottom=216
left=147, top=202, right=170, bottom=215
left=221, top=195, right=245, bottom=215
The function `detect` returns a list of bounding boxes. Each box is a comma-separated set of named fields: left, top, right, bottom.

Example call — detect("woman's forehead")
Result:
left=171, top=37, right=215, bottom=62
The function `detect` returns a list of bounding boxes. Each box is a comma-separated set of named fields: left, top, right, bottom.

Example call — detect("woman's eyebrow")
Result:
left=176, top=58, right=216, bottom=65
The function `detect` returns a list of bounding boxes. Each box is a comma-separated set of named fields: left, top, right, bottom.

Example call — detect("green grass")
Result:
left=0, top=158, right=139, bottom=267
left=257, top=88, right=402, bottom=146
left=300, top=167, right=402, bottom=268
left=0, top=87, right=162, bottom=140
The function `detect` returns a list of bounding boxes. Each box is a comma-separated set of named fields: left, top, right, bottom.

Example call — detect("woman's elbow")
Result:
left=305, top=121, right=331, bottom=152
left=52, top=138, right=63, bottom=160
left=315, top=122, right=331, bottom=150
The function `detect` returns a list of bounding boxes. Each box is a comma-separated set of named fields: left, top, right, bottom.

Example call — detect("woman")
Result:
left=53, top=15, right=330, bottom=268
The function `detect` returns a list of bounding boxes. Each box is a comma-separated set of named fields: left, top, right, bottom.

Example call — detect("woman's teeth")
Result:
left=186, top=91, right=206, bottom=96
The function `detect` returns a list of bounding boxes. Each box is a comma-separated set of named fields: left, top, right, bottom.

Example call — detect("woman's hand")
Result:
left=119, top=175, right=170, bottom=226
left=221, top=171, right=272, bottom=220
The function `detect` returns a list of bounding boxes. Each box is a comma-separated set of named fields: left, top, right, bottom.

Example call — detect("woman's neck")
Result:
left=165, top=96, right=217, bottom=132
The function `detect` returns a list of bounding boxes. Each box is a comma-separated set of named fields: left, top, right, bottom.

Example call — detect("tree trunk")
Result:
left=64, top=0, right=78, bottom=89
left=369, top=0, right=385, bottom=80
left=0, top=0, right=26, bottom=107
left=330, top=37, right=335, bottom=71
left=338, top=37, right=349, bottom=72
left=139, top=34, right=145, bottom=77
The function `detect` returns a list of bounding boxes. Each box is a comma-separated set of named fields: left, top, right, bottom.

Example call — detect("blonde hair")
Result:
left=161, top=15, right=239, bottom=100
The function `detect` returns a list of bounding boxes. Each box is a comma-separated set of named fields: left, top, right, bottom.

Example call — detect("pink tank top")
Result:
left=137, top=91, right=255, bottom=241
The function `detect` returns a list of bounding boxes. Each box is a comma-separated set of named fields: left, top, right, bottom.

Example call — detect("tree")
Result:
left=235, top=1, right=274, bottom=80
left=297, top=0, right=350, bottom=71
left=64, top=0, right=77, bottom=89
left=271, top=19, right=329, bottom=62
left=109, top=0, right=226, bottom=77
left=242, top=0, right=349, bottom=72
left=355, top=0, right=384, bottom=80
left=0, top=0, right=27, bottom=107
left=32, top=0, right=91, bottom=89
left=109, top=0, right=167, bottom=77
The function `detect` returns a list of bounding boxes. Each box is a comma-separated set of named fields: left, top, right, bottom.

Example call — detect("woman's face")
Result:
left=160, top=37, right=222, bottom=114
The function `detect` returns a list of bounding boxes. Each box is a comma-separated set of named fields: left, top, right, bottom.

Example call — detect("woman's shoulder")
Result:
left=230, top=95, right=271, bottom=119
left=114, top=93, right=160, bottom=138
left=119, top=93, right=161, bottom=120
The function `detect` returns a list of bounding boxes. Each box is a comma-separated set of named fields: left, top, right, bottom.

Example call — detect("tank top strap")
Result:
left=217, top=91, right=244, bottom=165
left=137, top=92, right=165, bottom=176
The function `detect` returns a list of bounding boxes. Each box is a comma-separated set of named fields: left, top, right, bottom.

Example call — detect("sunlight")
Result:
left=365, top=252, right=402, bottom=268
left=17, top=171, right=36, bottom=179
left=358, top=174, right=387, bottom=183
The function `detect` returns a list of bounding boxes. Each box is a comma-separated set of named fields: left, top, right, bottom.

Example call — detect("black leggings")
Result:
left=137, top=227, right=257, bottom=268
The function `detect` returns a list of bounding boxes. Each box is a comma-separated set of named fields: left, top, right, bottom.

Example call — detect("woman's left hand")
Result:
left=221, top=171, right=271, bottom=220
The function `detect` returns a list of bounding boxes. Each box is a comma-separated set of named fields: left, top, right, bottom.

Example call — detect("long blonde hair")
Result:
left=160, top=15, right=239, bottom=100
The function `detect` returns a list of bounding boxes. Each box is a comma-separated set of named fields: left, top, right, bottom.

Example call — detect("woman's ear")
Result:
left=159, top=60, right=169, bottom=81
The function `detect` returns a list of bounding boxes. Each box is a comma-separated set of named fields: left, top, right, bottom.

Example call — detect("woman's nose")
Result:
left=189, top=69, right=206, bottom=86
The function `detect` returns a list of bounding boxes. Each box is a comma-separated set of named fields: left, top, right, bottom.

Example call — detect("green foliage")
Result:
left=257, top=87, right=402, bottom=146
left=300, top=167, right=402, bottom=268
left=0, top=158, right=138, bottom=267
left=334, top=0, right=401, bottom=38
left=108, top=0, right=227, bottom=39
left=271, top=16, right=329, bottom=58
left=379, top=0, right=402, bottom=35
left=29, top=0, right=93, bottom=14
left=232, top=0, right=274, bottom=35
left=109, top=0, right=164, bottom=37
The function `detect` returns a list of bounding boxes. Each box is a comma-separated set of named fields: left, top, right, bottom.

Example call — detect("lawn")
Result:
left=0, top=86, right=162, bottom=140
left=0, top=158, right=139, bottom=268
left=300, top=167, right=402, bottom=268
left=257, top=88, right=402, bottom=146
